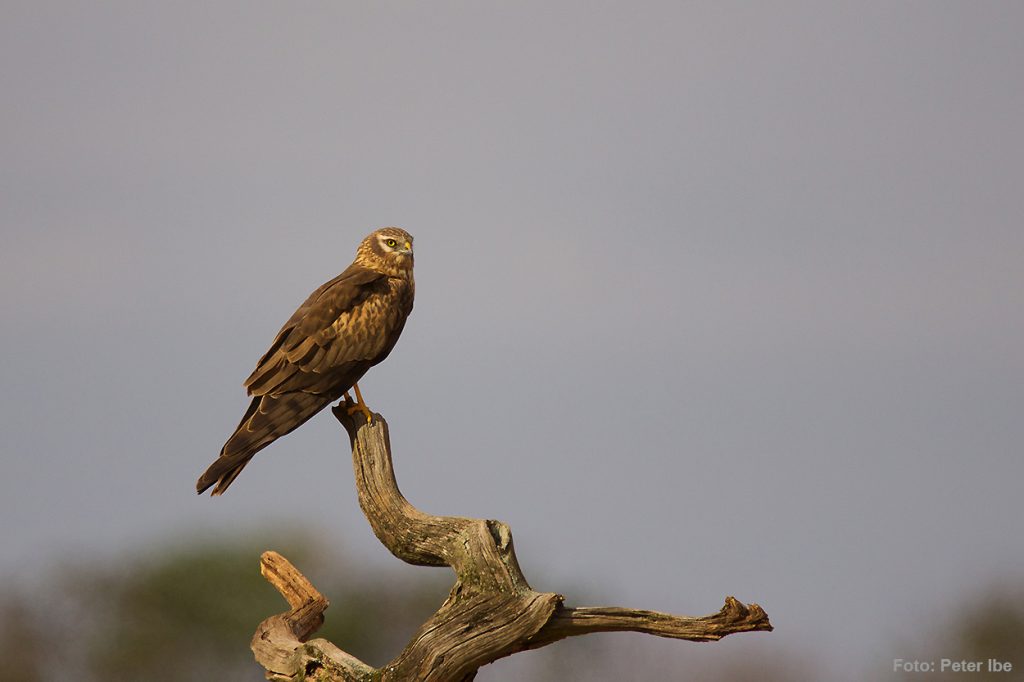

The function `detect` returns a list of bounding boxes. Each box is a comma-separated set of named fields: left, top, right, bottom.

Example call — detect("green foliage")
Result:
left=897, top=584, right=1024, bottom=682
left=955, top=590, right=1024, bottom=661
left=24, top=529, right=1012, bottom=680
left=2, top=530, right=449, bottom=681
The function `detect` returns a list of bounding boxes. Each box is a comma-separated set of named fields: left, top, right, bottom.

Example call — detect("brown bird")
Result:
left=196, top=227, right=415, bottom=496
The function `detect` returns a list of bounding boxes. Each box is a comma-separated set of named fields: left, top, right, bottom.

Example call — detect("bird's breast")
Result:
left=328, top=278, right=412, bottom=359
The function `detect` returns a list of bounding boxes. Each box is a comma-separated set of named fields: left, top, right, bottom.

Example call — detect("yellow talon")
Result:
left=345, top=383, right=373, bottom=423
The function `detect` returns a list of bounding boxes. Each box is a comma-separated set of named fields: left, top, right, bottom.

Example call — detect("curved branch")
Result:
left=340, top=407, right=479, bottom=568
left=251, top=551, right=374, bottom=682
left=250, top=408, right=772, bottom=680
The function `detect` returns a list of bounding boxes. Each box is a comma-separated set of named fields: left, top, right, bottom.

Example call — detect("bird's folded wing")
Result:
left=244, top=263, right=386, bottom=396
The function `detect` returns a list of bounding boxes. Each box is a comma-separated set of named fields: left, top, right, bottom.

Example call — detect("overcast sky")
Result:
left=2, top=2, right=1022, bottom=680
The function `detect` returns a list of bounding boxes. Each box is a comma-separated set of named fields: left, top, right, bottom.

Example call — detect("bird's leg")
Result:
left=345, top=383, right=373, bottom=424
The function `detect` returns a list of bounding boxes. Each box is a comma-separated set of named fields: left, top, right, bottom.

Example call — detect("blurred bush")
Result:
left=0, top=529, right=450, bottom=681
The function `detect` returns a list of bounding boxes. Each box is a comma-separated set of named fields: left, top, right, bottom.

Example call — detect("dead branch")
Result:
left=251, top=409, right=772, bottom=680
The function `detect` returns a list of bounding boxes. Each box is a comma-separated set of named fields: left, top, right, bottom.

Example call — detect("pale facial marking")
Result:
left=376, top=232, right=413, bottom=254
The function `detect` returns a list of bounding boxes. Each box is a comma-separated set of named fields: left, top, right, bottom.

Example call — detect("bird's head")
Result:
left=358, top=227, right=414, bottom=277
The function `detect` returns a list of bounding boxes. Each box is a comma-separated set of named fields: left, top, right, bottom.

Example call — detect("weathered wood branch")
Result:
left=252, top=551, right=375, bottom=682
left=527, top=598, right=772, bottom=647
left=251, top=407, right=772, bottom=680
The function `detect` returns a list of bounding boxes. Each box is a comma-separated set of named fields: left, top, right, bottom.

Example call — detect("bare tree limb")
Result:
left=252, top=551, right=374, bottom=682
left=250, top=408, right=772, bottom=680
left=528, top=598, right=772, bottom=648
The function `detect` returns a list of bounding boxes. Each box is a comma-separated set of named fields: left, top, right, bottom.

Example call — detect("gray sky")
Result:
left=2, top=2, right=1022, bottom=679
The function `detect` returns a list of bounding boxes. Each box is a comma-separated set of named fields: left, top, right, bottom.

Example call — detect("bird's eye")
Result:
left=385, top=238, right=397, bottom=248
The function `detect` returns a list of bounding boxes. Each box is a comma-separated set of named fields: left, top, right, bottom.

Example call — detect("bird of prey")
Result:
left=196, top=227, right=415, bottom=496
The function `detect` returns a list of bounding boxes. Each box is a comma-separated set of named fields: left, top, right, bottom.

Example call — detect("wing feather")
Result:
left=244, top=263, right=386, bottom=396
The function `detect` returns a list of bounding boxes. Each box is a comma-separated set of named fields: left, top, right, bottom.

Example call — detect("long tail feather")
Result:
left=196, top=392, right=332, bottom=495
